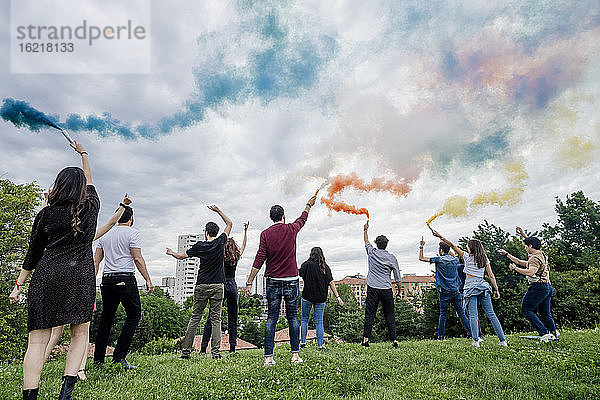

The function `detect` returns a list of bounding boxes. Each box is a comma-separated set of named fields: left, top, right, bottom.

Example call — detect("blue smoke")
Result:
left=2, top=2, right=337, bottom=139
left=0, top=98, right=61, bottom=131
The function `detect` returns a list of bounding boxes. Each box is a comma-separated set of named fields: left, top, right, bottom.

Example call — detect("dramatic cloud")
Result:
left=2, top=0, right=600, bottom=285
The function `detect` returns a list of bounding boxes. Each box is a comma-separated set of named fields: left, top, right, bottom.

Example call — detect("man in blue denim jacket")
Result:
left=419, top=236, right=471, bottom=340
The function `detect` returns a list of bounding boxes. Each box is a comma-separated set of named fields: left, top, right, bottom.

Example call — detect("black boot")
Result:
left=58, top=375, right=78, bottom=400
left=23, top=388, right=38, bottom=400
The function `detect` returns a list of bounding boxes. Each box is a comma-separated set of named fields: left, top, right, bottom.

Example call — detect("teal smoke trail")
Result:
left=0, top=98, right=62, bottom=131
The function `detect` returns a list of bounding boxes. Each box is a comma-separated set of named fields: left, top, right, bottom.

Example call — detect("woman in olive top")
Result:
left=499, top=233, right=558, bottom=342
left=432, top=230, right=507, bottom=348
left=299, top=247, right=343, bottom=350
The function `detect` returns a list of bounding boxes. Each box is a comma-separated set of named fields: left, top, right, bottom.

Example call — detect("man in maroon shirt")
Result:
left=245, top=194, right=317, bottom=366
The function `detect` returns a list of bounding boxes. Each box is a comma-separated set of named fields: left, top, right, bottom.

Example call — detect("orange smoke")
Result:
left=321, top=196, right=370, bottom=219
left=326, top=173, right=411, bottom=198
left=320, top=173, right=411, bottom=219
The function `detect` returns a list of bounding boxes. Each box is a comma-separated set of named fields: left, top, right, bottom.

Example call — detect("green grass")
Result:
left=2, top=330, right=599, bottom=399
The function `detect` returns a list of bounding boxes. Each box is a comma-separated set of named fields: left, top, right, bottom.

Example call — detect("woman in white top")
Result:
left=432, top=230, right=507, bottom=347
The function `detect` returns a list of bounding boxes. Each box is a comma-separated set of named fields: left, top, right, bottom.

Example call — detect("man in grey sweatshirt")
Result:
left=362, top=220, right=402, bottom=348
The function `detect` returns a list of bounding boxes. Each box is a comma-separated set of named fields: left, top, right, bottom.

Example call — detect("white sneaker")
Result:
left=499, top=340, right=508, bottom=347
left=540, top=333, right=556, bottom=343
left=291, top=356, right=304, bottom=364
left=263, top=359, right=276, bottom=367
left=471, top=340, right=480, bottom=348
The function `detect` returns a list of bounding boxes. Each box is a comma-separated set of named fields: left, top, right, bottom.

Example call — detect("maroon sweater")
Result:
left=252, top=211, right=308, bottom=278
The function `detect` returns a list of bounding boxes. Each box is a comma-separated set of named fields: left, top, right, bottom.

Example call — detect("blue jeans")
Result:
left=521, top=283, right=556, bottom=336
left=438, top=289, right=471, bottom=339
left=466, top=291, right=506, bottom=342
left=300, top=298, right=326, bottom=347
left=264, top=278, right=300, bottom=357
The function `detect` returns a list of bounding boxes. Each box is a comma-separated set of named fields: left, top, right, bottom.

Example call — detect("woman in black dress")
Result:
left=9, top=141, right=99, bottom=400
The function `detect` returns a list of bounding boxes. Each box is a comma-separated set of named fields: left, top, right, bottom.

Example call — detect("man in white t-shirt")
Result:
left=93, top=205, right=153, bottom=369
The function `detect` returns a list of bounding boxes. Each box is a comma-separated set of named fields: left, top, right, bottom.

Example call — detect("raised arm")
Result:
left=305, top=195, right=316, bottom=214
left=131, top=247, right=154, bottom=293
left=497, top=249, right=528, bottom=267
left=208, top=205, right=232, bottom=237
left=70, top=141, right=92, bottom=185
left=240, top=221, right=249, bottom=255
left=418, top=236, right=430, bottom=262
left=431, top=230, right=464, bottom=257
left=94, top=194, right=132, bottom=240
left=485, top=263, right=500, bottom=299
left=166, top=247, right=188, bottom=260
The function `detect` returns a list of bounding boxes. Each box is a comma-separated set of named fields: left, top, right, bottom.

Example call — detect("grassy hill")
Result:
left=2, top=330, right=599, bottom=399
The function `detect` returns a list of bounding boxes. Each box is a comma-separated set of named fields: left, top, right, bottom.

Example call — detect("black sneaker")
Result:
left=361, top=341, right=369, bottom=347
left=229, top=346, right=236, bottom=353
left=300, top=343, right=306, bottom=348
left=212, top=353, right=222, bottom=360
left=200, top=347, right=207, bottom=354
left=392, top=341, right=399, bottom=349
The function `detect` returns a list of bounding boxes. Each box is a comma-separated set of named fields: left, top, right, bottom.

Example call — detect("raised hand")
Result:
left=420, top=236, right=425, bottom=247
left=207, top=205, right=221, bottom=213
left=364, top=220, right=369, bottom=231
left=122, top=194, right=132, bottom=206
left=243, top=221, right=249, bottom=231
left=516, top=226, right=525, bottom=236
left=166, top=248, right=175, bottom=256
left=431, top=230, right=442, bottom=238
left=498, top=249, right=508, bottom=256
left=307, top=195, right=317, bottom=207
left=70, top=140, right=86, bottom=155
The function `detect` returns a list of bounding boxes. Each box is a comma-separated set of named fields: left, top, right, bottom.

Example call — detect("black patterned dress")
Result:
left=23, top=185, right=100, bottom=331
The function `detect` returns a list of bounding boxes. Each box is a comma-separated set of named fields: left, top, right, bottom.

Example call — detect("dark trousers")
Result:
left=521, top=282, right=556, bottom=336
left=363, top=286, right=396, bottom=341
left=201, top=278, right=238, bottom=350
left=94, top=275, right=141, bottom=363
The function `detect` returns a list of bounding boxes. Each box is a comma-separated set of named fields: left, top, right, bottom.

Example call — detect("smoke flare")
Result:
left=0, top=98, right=61, bottom=131
left=321, top=173, right=411, bottom=219
left=426, top=160, right=528, bottom=224
left=321, top=196, right=370, bottom=219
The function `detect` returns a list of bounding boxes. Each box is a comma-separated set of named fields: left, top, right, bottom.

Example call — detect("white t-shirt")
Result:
left=97, top=226, right=142, bottom=274
left=462, top=253, right=488, bottom=278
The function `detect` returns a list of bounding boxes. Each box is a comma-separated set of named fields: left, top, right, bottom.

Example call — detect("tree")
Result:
left=324, top=283, right=364, bottom=342
left=0, top=179, right=42, bottom=359
left=542, top=191, right=600, bottom=272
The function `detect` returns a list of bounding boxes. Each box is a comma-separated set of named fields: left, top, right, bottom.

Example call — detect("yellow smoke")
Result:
left=554, top=136, right=596, bottom=169
left=427, top=160, right=528, bottom=224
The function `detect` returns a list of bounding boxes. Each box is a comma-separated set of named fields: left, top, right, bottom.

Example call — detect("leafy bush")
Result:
left=139, top=336, right=177, bottom=355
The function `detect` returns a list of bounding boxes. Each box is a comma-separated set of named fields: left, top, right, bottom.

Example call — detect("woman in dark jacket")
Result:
left=9, top=141, right=100, bottom=400
left=299, top=247, right=343, bottom=350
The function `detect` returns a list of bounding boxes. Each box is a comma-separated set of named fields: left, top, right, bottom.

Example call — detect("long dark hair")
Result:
left=467, top=239, right=487, bottom=269
left=308, top=247, right=328, bottom=275
left=47, top=167, right=87, bottom=234
left=224, top=238, right=241, bottom=266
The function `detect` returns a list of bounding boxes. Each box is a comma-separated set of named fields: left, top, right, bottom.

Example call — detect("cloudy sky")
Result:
left=2, top=0, right=600, bottom=287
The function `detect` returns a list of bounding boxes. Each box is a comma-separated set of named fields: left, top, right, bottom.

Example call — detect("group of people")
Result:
left=8, top=141, right=559, bottom=400
left=419, top=227, right=559, bottom=348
